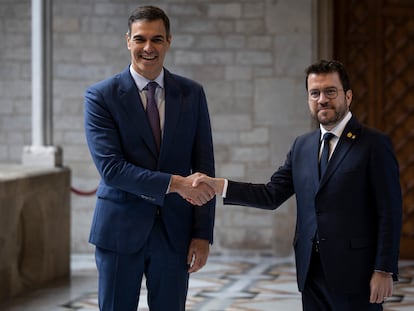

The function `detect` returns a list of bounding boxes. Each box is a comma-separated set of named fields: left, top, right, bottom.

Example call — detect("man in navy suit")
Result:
left=192, top=60, right=402, bottom=310
left=84, top=6, right=215, bottom=311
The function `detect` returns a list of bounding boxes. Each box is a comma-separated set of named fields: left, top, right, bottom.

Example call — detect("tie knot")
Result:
left=323, top=132, right=335, bottom=142
left=146, top=81, right=158, bottom=94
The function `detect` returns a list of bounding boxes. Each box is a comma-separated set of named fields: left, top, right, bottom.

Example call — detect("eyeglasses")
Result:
left=308, top=87, right=343, bottom=100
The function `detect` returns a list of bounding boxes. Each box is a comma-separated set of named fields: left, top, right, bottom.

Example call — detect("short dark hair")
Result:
left=305, top=60, right=351, bottom=91
left=127, top=6, right=170, bottom=38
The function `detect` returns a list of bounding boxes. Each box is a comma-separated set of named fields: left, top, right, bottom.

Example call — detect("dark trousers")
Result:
left=95, top=217, right=189, bottom=311
left=302, top=249, right=383, bottom=311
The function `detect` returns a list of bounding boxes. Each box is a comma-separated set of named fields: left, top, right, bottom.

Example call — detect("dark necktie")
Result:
left=319, top=132, right=335, bottom=178
left=145, top=81, right=161, bottom=152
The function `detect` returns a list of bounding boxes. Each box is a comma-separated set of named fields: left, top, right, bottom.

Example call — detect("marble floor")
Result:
left=1, top=255, right=414, bottom=311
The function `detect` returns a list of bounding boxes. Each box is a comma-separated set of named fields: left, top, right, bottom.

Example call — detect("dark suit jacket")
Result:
left=84, top=66, right=215, bottom=254
left=225, top=116, right=402, bottom=294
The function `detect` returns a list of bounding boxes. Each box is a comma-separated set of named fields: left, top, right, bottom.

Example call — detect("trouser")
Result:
left=302, top=248, right=382, bottom=311
left=95, top=217, right=189, bottom=311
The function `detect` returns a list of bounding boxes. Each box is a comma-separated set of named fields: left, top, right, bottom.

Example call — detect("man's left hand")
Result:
left=187, top=238, right=209, bottom=273
left=370, top=271, right=393, bottom=304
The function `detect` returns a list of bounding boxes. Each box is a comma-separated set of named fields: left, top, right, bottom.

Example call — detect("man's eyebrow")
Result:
left=309, top=86, right=337, bottom=90
left=132, top=34, right=165, bottom=40
left=151, top=35, right=165, bottom=40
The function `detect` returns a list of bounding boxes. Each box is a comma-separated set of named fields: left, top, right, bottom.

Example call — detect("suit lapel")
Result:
left=158, top=70, right=182, bottom=162
left=118, top=67, right=159, bottom=158
left=319, top=117, right=361, bottom=188
left=308, top=130, right=323, bottom=189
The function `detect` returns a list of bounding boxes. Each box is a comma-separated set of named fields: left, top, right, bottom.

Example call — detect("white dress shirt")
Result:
left=129, top=65, right=166, bottom=136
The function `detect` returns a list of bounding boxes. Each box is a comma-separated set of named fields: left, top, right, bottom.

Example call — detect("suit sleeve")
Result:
left=190, top=86, right=216, bottom=243
left=84, top=85, right=171, bottom=206
left=225, top=149, right=295, bottom=209
left=370, top=133, right=402, bottom=279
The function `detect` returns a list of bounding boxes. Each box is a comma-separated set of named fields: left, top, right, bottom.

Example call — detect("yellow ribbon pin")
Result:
left=347, top=132, right=356, bottom=139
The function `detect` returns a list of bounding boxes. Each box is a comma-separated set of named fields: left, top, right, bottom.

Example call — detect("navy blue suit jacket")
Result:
left=84, top=66, right=215, bottom=254
left=225, top=116, right=402, bottom=294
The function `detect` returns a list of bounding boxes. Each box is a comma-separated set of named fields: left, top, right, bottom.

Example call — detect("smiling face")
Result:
left=126, top=19, right=171, bottom=80
left=307, top=72, right=353, bottom=130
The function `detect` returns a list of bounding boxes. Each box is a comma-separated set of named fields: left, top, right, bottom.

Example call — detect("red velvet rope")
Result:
left=70, top=186, right=97, bottom=196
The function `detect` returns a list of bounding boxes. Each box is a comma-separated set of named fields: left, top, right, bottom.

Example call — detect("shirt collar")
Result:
left=320, top=111, right=352, bottom=140
left=129, top=65, right=165, bottom=91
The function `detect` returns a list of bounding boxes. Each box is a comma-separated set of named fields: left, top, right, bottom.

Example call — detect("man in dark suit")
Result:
left=192, top=60, right=402, bottom=310
left=84, top=6, right=215, bottom=311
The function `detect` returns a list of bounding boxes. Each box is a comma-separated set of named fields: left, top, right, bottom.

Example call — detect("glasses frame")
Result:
left=308, top=87, right=343, bottom=100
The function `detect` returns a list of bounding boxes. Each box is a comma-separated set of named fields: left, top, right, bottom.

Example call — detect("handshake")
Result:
left=169, top=173, right=225, bottom=206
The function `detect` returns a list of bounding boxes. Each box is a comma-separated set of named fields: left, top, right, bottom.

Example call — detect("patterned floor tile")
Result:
left=1, top=255, right=414, bottom=310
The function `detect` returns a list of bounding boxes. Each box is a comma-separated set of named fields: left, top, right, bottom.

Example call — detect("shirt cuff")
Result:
left=222, top=179, right=228, bottom=198
left=374, top=270, right=393, bottom=276
left=166, top=176, right=172, bottom=194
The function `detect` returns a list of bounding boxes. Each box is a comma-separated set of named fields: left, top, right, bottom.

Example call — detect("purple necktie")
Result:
left=145, top=81, right=161, bottom=152
left=319, top=132, right=334, bottom=178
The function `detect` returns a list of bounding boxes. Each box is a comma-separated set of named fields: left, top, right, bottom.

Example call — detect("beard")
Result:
left=317, top=109, right=344, bottom=127
left=313, top=98, right=349, bottom=128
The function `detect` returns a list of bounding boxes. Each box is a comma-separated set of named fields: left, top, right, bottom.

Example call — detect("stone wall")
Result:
left=0, top=0, right=315, bottom=256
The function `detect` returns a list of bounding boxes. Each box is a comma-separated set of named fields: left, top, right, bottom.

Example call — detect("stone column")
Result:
left=22, top=0, right=62, bottom=167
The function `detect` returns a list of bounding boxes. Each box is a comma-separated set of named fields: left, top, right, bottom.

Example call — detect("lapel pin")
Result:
left=346, top=132, right=356, bottom=139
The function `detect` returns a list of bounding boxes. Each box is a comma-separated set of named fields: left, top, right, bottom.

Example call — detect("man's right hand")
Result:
left=169, top=173, right=215, bottom=206
left=192, top=174, right=225, bottom=200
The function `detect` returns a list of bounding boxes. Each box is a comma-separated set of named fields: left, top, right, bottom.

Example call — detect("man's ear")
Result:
left=126, top=32, right=131, bottom=50
left=346, top=89, right=353, bottom=108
